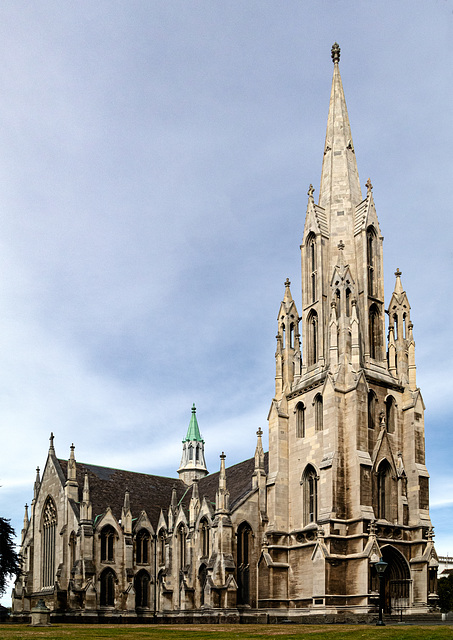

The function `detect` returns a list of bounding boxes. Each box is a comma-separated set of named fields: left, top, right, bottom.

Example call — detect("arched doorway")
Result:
left=381, top=545, right=411, bottom=613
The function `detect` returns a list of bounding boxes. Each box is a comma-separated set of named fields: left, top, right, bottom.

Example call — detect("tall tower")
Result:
left=178, top=404, right=208, bottom=484
left=264, top=44, right=437, bottom=616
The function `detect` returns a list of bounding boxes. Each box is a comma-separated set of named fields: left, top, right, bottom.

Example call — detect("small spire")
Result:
left=23, top=504, right=29, bottom=528
left=183, top=403, right=204, bottom=443
left=254, top=428, right=265, bottom=471
left=191, top=477, right=199, bottom=500
left=83, top=473, right=90, bottom=502
left=33, top=466, right=41, bottom=499
left=283, top=278, right=293, bottom=303
left=67, top=443, right=76, bottom=482
left=49, top=432, right=55, bottom=454
left=170, top=485, right=178, bottom=511
left=394, top=268, right=404, bottom=294
left=331, top=42, right=340, bottom=64
left=123, top=488, right=130, bottom=511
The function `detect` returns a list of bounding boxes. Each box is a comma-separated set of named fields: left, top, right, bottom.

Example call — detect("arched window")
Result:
left=237, top=522, right=252, bottom=605
left=296, top=402, right=305, bottom=438
left=195, top=446, right=200, bottom=462
left=282, top=323, right=286, bottom=349
left=367, top=226, right=377, bottom=296
left=134, top=570, right=150, bottom=608
left=302, top=465, right=318, bottom=525
left=308, top=233, right=317, bottom=303
left=368, top=391, right=376, bottom=430
left=136, top=529, right=150, bottom=564
left=290, top=323, right=295, bottom=349
left=100, top=525, right=115, bottom=562
left=314, top=394, right=323, bottom=431
left=100, top=568, right=116, bottom=607
left=377, top=459, right=392, bottom=520
left=307, top=310, right=318, bottom=366
left=198, top=564, right=207, bottom=606
left=178, top=525, right=186, bottom=571
left=42, top=497, right=57, bottom=588
left=69, top=531, right=77, bottom=573
left=345, top=288, right=351, bottom=317
left=393, top=314, right=398, bottom=340
left=158, top=529, right=166, bottom=565
left=188, top=445, right=193, bottom=460
left=403, top=313, right=407, bottom=339
left=369, top=304, right=380, bottom=360
left=385, top=396, right=396, bottom=434
left=200, top=518, right=210, bottom=558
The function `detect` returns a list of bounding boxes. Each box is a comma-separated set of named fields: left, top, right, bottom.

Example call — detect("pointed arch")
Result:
left=177, top=524, right=186, bottom=571
left=307, top=309, right=318, bottom=366
left=369, top=303, right=381, bottom=360
left=135, top=529, right=150, bottom=564
left=367, top=225, right=377, bottom=296
left=307, top=232, right=317, bottom=303
left=41, top=496, right=57, bottom=588
left=295, top=402, right=305, bottom=438
left=377, top=458, right=392, bottom=520
left=200, top=517, right=210, bottom=558
left=198, top=563, right=207, bottom=606
left=100, top=567, right=116, bottom=607
left=134, top=569, right=150, bottom=608
left=236, top=521, right=253, bottom=605
left=301, top=464, right=318, bottom=525
left=385, top=395, right=396, bottom=434
left=100, top=525, right=115, bottom=562
left=158, top=528, right=166, bottom=565
left=314, top=394, right=323, bottom=432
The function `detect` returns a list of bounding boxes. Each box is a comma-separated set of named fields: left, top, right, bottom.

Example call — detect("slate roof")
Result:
left=58, top=452, right=268, bottom=530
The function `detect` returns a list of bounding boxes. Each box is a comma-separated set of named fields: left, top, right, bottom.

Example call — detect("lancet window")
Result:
left=136, top=529, right=150, bottom=564
left=367, top=226, right=377, bottom=296
left=377, top=459, right=392, bottom=520
left=385, top=396, right=396, bottom=434
left=314, top=394, right=323, bottom=431
left=178, top=525, right=186, bottom=571
left=134, top=570, right=150, bottom=608
left=41, top=497, right=57, bottom=588
left=307, top=233, right=317, bottom=303
left=237, top=521, right=252, bottom=605
left=307, top=310, right=318, bottom=366
left=200, top=518, right=210, bottom=558
left=369, top=304, right=380, bottom=360
left=302, top=465, right=318, bottom=525
left=296, top=402, right=305, bottom=438
left=100, top=525, right=115, bottom=562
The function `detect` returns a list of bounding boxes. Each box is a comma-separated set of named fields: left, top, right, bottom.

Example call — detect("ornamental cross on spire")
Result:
left=395, top=268, right=402, bottom=278
left=307, top=184, right=315, bottom=198
left=366, top=178, right=373, bottom=193
left=331, top=42, right=340, bottom=64
left=285, top=277, right=291, bottom=288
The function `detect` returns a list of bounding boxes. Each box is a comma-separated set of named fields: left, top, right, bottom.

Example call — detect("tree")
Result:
left=0, top=517, right=21, bottom=596
left=438, top=574, right=453, bottom=613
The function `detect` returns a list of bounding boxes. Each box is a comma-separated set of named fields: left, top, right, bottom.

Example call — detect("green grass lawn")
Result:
left=0, top=624, right=452, bottom=640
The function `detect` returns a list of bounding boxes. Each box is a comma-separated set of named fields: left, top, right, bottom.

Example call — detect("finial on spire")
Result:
left=338, top=240, right=345, bottom=251
left=284, top=277, right=291, bottom=288
left=395, top=268, right=402, bottom=278
left=331, top=42, right=340, bottom=64
left=192, top=403, right=196, bottom=414
left=49, top=432, right=55, bottom=453
left=307, top=184, right=315, bottom=198
left=256, top=427, right=263, bottom=437
left=366, top=178, right=373, bottom=193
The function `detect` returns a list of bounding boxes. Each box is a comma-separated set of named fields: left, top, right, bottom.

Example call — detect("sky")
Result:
left=0, top=1, right=452, bottom=605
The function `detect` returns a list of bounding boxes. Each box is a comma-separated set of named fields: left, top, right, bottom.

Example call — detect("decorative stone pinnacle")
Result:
left=331, top=42, right=340, bottom=64
left=395, top=268, right=402, bottom=278
left=366, top=178, right=373, bottom=193
left=338, top=240, right=345, bottom=251
left=307, top=184, right=315, bottom=198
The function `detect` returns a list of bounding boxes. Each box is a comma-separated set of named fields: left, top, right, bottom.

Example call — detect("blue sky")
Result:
left=0, top=2, right=452, bottom=604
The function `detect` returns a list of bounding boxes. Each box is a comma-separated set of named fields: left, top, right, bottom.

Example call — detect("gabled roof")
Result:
left=58, top=451, right=269, bottom=528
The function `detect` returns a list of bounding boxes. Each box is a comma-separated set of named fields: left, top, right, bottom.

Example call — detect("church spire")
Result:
left=178, top=404, right=208, bottom=484
left=319, top=43, right=362, bottom=239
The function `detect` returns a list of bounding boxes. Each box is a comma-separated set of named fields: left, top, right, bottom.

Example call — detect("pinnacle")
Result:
left=184, top=404, right=204, bottom=443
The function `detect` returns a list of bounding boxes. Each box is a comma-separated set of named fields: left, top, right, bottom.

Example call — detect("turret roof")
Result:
left=183, top=403, right=204, bottom=443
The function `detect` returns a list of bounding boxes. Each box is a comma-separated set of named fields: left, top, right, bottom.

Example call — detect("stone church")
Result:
left=12, top=44, right=438, bottom=622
